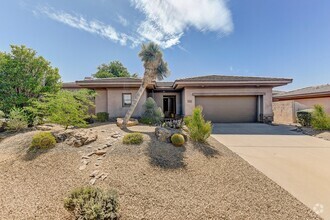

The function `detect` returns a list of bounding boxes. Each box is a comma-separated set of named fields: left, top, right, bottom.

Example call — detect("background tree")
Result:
left=122, top=42, right=170, bottom=128
left=29, top=90, right=95, bottom=129
left=93, top=60, right=137, bottom=78
left=0, top=45, right=61, bottom=113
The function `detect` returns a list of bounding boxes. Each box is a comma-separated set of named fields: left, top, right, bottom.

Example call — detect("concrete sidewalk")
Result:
left=212, top=123, right=330, bottom=219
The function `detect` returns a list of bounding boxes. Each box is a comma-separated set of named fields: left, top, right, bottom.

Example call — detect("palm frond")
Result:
left=138, top=42, right=162, bottom=63
left=156, top=60, right=170, bottom=81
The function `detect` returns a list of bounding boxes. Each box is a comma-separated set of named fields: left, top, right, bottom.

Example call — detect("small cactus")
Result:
left=171, top=133, right=185, bottom=146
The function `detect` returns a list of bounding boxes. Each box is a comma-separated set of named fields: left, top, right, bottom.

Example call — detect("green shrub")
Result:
left=185, top=106, right=212, bottom=143
left=311, top=105, right=330, bottom=130
left=6, top=108, right=28, bottom=131
left=123, top=133, right=143, bottom=145
left=140, top=97, right=164, bottom=125
left=297, top=109, right=313, bottom=127
left=0, top=110, right=4, bottom=128
left=64, top=186, right=119, bottom=220
left=28, top=89, right=95, bottom=129
left=97, top=112, right=109, bottom=122
left=30, top=132, right=56, bottom=150
left=171, top=133, right=185, bottom=146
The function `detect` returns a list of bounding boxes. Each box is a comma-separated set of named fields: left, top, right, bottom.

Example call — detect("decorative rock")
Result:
left=95, top=163, right=100, bottom=167
left=106, top=143, right=112, bottom=147
left=90, top=170, right=99, bottom=177
left=97, top=157, right=103, bottom=160
left=95, top=150, right=107, bottom=156
left=89, top=178, right=96, bottom=185
left=82, top=160, right=90, bottom=165
left=79, top=164, right=87, bottom=170
left=111, top=134, right=121, bottom=138
left=116, top=118, right=139, bottom=127
left=87, top=152, right=95, bottom=157
left=52, top=129, right=98, bottom=147
left=36, top=125, right=52, bottom=131
left=155, top=127, right=172, bottom=142
left=101, top=174, right=108, bottom=180
left=82, top=155, right=90, bottom=160
left=96, top=173, right=104, bottom=179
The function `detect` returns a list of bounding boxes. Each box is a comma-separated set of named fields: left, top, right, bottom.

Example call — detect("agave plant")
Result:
left=122, top=42, right=170, bottom=128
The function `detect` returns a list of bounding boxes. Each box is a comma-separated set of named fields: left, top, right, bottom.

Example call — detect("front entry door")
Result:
left=163, top=96, right=176, bottom=118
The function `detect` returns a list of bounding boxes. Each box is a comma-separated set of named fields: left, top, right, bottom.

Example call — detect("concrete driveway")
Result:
left=212, top=123, right=330, bottom=219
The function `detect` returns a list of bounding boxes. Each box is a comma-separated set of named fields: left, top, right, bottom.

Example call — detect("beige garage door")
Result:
left=195, top=96, right=258, bottom=123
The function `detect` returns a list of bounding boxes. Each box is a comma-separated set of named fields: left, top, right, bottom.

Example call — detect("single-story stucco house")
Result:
left=273, top=84, right=330, bottom=124
left=63, top=75, right=292, bottom=123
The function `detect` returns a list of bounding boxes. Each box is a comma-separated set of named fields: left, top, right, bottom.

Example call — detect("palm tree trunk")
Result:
left=121, top=83, right=147, bottom=128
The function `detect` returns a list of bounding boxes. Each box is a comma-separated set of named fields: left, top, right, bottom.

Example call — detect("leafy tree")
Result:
left=0, top=45, right=61, bottom=113
left=29, top=89, right=95, bottom=129
left=93, top=60, right=137, bottom=78
left=122, top=42, right=170, bottom=128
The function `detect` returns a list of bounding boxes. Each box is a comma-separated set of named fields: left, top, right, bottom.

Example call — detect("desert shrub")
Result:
left=97, top=112, right=109, bottom=122
left=6, top=107, right=28, bottom=131
left=140, top=97, right=164, bottom=125
left=0, top=110, right=4, bottom=127
left=311, top=105, right=330, bottom=130
left=123, top=133, right=143, bottom=145
left=171, top=133, right=185, bottom=146
left=30, top=132, right=56, bottom=150
left=185, top=106, right=212, bottom=143
left=64, top=186, right=119, bottom=220
left=297, top=110, right=313, bottom=127
left=183, top=116, right=192, bottom=127
left=0, top=110, right=4, bottom=118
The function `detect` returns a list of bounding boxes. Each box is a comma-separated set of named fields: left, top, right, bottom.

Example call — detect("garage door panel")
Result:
left=195, top=96, right=257, bottom=123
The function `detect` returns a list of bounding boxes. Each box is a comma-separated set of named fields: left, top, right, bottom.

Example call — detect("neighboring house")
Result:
left=62, top=75, right=292, bottom=123
left=273, top=84, right=330, bottom=124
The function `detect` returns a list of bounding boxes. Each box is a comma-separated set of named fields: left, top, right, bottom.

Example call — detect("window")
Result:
left=122, top=93, right=132, bottom=107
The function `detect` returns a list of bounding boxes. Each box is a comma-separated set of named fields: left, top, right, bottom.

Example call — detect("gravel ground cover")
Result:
left=0, top=123, right=321, bottom=220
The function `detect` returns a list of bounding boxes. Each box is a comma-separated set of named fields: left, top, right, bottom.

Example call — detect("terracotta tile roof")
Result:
left=274, top=84, right=330, bottom=98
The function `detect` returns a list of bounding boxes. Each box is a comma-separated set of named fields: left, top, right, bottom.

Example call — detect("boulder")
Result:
left=116, top=118, right=139, bottom=127
left=155, top=127, right=172, bottom=142
left=155, top=126, right=189, bottom=143
left=52, top=129, right=98, bottom=147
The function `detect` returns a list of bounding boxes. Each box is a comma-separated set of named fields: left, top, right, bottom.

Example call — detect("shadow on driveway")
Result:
left=212, top=123, right=303, bottom=135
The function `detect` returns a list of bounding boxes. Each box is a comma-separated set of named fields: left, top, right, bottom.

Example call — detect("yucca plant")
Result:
left=122, top=42, right=170, bottom=128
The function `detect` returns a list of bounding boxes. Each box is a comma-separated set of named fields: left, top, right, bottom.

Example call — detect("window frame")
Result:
left=122, top=93, right=132, bottom=107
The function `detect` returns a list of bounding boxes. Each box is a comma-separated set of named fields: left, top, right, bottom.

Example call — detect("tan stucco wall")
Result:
left=273, top=100, right=295, bottom=124
left=273, top=97, right=330, bottom=124
left=182, top=87, right=273, bottom=117
left=150, top=92, right=182, bottom=115
left=295, top=97, right=330, bottom=114
left=95, top=89, right=107, bottom=113
left=94, top=88, right=146, bottom=118
left=106, top=88, right=146, bottom=118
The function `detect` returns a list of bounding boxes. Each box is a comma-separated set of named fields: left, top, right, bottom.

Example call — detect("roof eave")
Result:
left=173, top=80, right=292, bottom=89
left=274, top=91, right=330, bottom=100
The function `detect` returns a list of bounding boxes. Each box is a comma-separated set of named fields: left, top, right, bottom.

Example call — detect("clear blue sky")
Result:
left=1, top=0, right=329, bottom=91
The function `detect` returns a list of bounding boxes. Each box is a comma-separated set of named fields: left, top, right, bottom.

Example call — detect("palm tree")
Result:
left=121, top=42, right=170, bottom=128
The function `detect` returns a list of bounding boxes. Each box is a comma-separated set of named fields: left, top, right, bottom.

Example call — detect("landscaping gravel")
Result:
left=0, top=123, right=321, bottom=219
